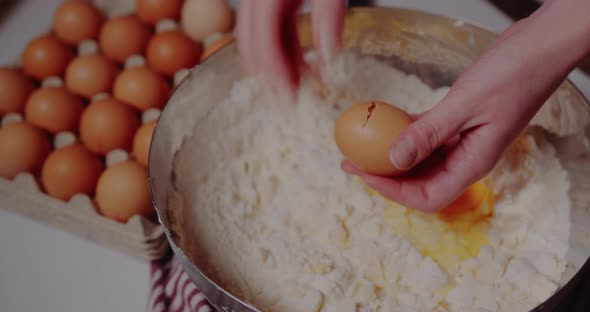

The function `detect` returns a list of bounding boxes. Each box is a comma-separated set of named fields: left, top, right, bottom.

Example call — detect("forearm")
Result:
left=501, top=0, right=590, bottom=127
left=524, top=0, right=590, bottom=68
left=446, top=0, right=590, bottom=132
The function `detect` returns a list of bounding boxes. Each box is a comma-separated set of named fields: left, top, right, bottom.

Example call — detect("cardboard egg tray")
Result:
left=0, top=173, right=168, bottom=261
left=0, top=0, right=176, bottom=261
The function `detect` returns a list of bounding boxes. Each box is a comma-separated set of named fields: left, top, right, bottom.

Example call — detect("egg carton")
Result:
left=0, top=0, right=173, bottom=262
left=0, top=170, right=168, bottom=261
left=0, top=107, right=168, bottom=261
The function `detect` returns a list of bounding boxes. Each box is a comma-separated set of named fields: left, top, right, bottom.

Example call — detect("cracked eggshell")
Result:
left=334, top=100, right=412, bottom=176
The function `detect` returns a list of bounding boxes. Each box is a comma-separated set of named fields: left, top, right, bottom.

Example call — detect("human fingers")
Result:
left=342, top=125, right=501, bottom=212
left=388, top=0, right=571, bottom=174
left=388, top=101, right=468, bottom=171
left=236, top=0, right=303, bottom=93
left=312, top=0, right=345, bottom=61
left=236, top=0, right=255, bottom=74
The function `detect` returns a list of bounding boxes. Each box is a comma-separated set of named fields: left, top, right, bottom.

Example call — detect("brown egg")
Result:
left=0, top=68, right=35, bottom=115
left=113, top=67, right=170, bottom=111
left=201, top=35, right=234, bottom=61
left=53, top=0, right=104, bottom=45
left=99, top=15, right=152, bottom=64
left=132, top=120, right=156, bottom=167
left=25, top=87, right=84, bottom=133
left=181, top=0, right=234, bottom=42
left=334, top=101, right=412, bottom=176
left=136, top=0, right=183, bottom=25
left=41, top=144, right=104, bottom=201
left=0, top=122, right=51, bottom=179
left=146, top=30, right=201, bottom=76
left=79, top=97, right=139, bottom=155
left=95, top=160, right=154, bottom=222
left=65, top=54, right=119, bottom=99
left=22, top=35, right=74, bottom=80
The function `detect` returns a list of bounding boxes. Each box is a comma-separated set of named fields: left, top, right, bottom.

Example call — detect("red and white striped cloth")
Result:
left=148, top=254, right=213, bottom=312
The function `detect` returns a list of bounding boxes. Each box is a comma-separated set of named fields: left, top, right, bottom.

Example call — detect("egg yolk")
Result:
left=366, top=180, right=494, bottom=274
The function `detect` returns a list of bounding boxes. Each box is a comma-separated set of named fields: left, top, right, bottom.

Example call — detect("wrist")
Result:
left=531, top=0, right=590, bottom=62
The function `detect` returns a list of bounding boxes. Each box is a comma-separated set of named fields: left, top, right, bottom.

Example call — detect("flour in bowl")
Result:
left=171, top=51, right=571, bottom=311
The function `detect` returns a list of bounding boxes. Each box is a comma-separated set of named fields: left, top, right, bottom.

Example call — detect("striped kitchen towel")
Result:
left=148, top=253, right=213, bottom=312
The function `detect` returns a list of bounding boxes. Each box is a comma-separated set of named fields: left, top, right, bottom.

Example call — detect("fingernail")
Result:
left=390, top=136, right=417, bottom=170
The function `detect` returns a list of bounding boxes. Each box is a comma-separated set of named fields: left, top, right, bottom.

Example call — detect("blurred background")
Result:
left=0, top=1, right=588, bottom=312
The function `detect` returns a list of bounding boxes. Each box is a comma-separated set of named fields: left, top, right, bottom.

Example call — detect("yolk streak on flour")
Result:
left=365, top=181, right=495, bottom=274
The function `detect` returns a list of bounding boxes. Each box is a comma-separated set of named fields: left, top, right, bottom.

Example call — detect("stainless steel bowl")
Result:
left=149, top=7, right=590, bottom=312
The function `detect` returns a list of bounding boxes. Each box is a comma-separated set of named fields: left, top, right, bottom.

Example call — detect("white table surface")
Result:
left=1, top=1, right=589, bottom=312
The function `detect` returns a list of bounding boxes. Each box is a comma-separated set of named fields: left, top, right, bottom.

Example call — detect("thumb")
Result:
left=390, top=107, right=465, bottom=170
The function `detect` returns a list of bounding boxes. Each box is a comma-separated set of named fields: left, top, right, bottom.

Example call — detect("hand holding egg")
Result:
left=336, top=100, right=493, bottom=215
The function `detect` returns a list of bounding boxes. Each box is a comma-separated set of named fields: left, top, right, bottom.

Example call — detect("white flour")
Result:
left=172, top=51, right=571, bottom=311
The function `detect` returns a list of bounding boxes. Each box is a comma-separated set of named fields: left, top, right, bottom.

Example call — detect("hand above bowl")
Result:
left=236, top=0, right=590, bottom=212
